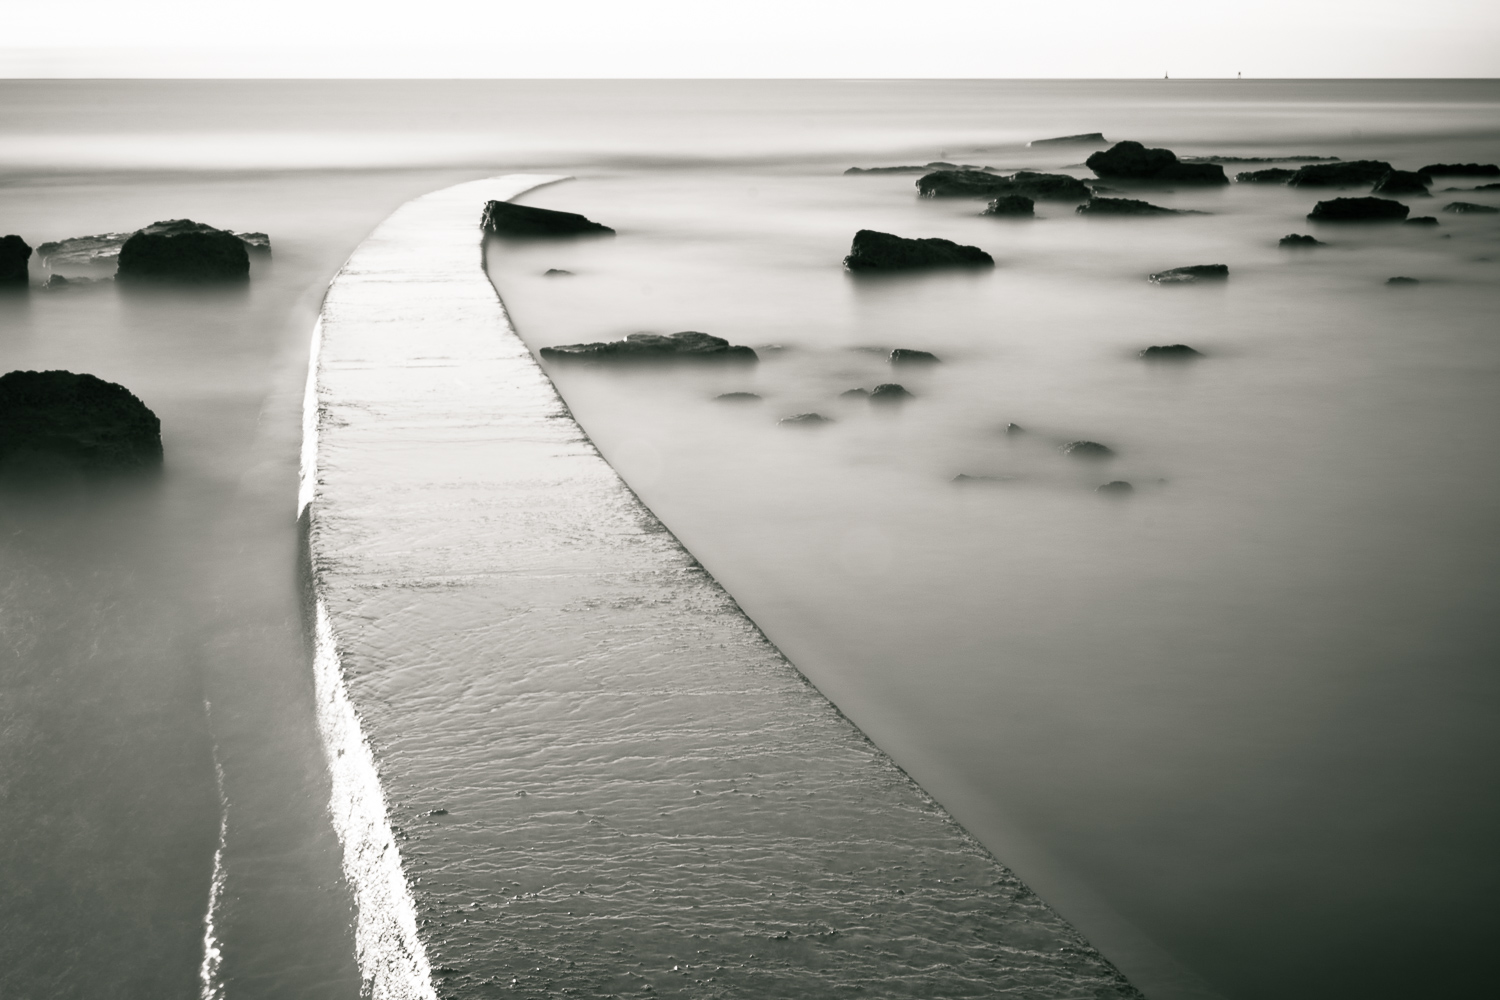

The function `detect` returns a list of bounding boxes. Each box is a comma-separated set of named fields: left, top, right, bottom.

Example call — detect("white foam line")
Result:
left=198, top=735, right=228, bottom=1000
left=297, top=315, right=323, bottom=518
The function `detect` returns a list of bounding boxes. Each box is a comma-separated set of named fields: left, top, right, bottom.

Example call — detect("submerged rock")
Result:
left=1419, top=163, right=1500, bottom=177
left=1077, top=197, right=1181, bottom=216
left=0, top=369, right=162, bottom=475
left=1149, top=264, right=1228, bottom=284
left=1371, top=170, right=1432, bottom=195
left=1084, top=141, right=1228, bottom=184
left=1287, top=161, right=1393, bottom=187
left=843, top=230, right=993, bottom=271
left=481, top=200, right=615, bottom=237
left=1443, top=201, right=1500, bottom=214
left=890, top=348, right=941, bottom=363
left=1236, top=168, right=1297, bottom=183
left=0, top=235, right=31, bottom=286
left=1307, top=197, right=1409, bottom=221
left=983, top=195, right=1035, bottom=216
left=1096, top=480, right=1134, bottom=494
left=1063, top=440, right=1115, bottom=458
left=543, top=268, right=574, bottom=276
left=780, top=412, right=831, bottom=426
left=1404, top=216, right=1440, bottom=225
left=1279, top=233, right=1324, bottom=246
left=870, top=383, right=913, bottom=402
left=540, top=331, right=757, bottom=361
left=1029, top=132, right=1107, bottom=147
left=116, top=226, right=250, bottom=282
left=715, top=391, right=761, bottom=401
left=1140, top=344, right=1203, bottom=358
left=1386, top=276, right=1420, bottom=285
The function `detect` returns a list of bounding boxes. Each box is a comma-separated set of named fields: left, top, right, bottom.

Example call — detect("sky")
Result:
left=1, top=0, right=1498, bottom=78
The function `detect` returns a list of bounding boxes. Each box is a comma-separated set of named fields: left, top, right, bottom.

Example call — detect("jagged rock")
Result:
left=1063, top=441, right=1114, bottom=458
left=1279, top=233, right=1324, bottom=246
left=890, top=348, right=940, bottom=363
left=1443, top=201, right=1499, bottom=214
left=116, top=225, right=250, bottom=282
left=540, top=331, right=757, bottom=361
left=1084, top=141, right=1228, bottom=184
left=1149, top=264, right=1228, bottom=284
left=1029, top=133, right=1107, bottom=147
left=1287, top=161, right=1393, bottom=187
left=0, top=235, right=31, bottom=286
left=1140, top=344, right=1203, bottom=358
left=1419, top=163, right=1500, bottom=177
left=1077, top=197, right=1180, bottom=215
left=0, top=370, right=162, bottom=475
left=1386, top=276, right=1420, bottom=285
left=1237, top=168, right=1296, bottom=183
left=983, top=195, right=1035, bottom=216
left=481, top=200, right=614, bottom=237
left=843, top=230, right=993, bottom=271
left=780, top=413, right=831, bottom=426
left=1097, top=480, right=1134, bottom=494
left=1371, top=170, right=1432, bottom=195
left=1404, top=216, right=1440, bottom=225
left=715, top=391, right=761, bottom=401
left=870, top=383, right=913, bottom=402
left=1307, top=197, right=1409, bottom=221
left=543, top=268, right=574, bottom=276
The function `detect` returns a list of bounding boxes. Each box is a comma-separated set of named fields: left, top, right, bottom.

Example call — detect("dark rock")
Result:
left=870, top=383, right=913, bottom=401
left=843, top=230, right=993, bottom=272
left=481, top=200, right=615, bottom=237
left=543, top=268, right=574, bottom=276
left=1279, top=233, right=1324, bottom=246
left=540, top=331, right=757, bottom=361
left=839, top=388, right=871, bottom=398
left=1148, top=264, right=1228, bottom=284
left=0, top=235, right=31, bottom=286
left=983, top=195, right=1035, bottom=216
left=890, top=348, right=940, bottom=363
left=1419, top=163, right=1500, bottom=177
left=0, top=370, right=162, bottom=476
left=1009, top=172, right=1093, bottom=201
left=1371, top=170, right=1432, bottom=195
left=1476, top=183, right=1500, bottom=191
left=846, top=162, right=965, bottom=175
left=1236, top=168, right=1296, bottom=183
left=917, top=170, right=1014, bottom=198
left=1076, top=197, right=1181, bottom=216
left=1185, top=155, right=1339, bottom=164
left=427, top=809, right=449, bottom=817
left=1307, top=197, right=1409, bottom=222
left=39, top=222, right=267, bottom=274
left=236, top=232, right=271, bottom=254
left=1029, top=133, right=1107, bottom=147
left=116, top=226, right=250, bottom=282
left=1084, top=141, right=1228, bottom=184
left=715, top=391, right=761, bottom=401
left=1443, top=201, right=1500, bottom=214
left=1385, top=276, right=1420, bottom=285
left=1140, top=344, right=1203, bottom=358
left=1404, top=216, right=1439, bottom=225
left=780, top=413, right=831, bottom=426
left=1062, top=440, right=1114, bottom=458
left=1004, top=422, right=1025, bottom=435
left=1096, top=480, right=1134, bottom=494
left=1287, top=161, right=1393, bottom=187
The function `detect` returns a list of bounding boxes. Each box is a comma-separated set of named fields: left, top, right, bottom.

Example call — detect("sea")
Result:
left=1, top=79, right=1498, bottom=1000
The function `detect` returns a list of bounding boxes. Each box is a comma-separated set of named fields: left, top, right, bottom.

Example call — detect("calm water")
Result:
left=3, top=79, right=1499, bottom=1000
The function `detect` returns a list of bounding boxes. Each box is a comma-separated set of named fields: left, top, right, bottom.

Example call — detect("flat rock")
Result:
left=1008, top=172, right=1093, bottom=201
left=870, top=383, right=913, bottom=401
left=1063, top=440, right=1115, bottom=458
left=0, top=369, right=162, bottom=475
left=116, top=225, right=250, bottom=282
left=1419, top=163, right=1500, bottom=177
left=1185, top=155, right=1339, bottom=164
left=983, top=194, right=1035, bottom=216
left=1386, top=276, right=1420, bottom=285
left=1236, top=168, right=1296, bottom=183
left=1096, top=480, right=1134, bottom=494
left=540, top=331, right=757, bottom=361
left=919, top=170, right=1089, bottom=201
left=1077, top=197, right=1180, bottom=215
left=1029, top=133, right=1107, bottom=147
left=481, top=200, right=615, bottom=237
left=715, top=391, right=761, bottom=401
left=843, top=229, right=993, bottom=271
left=1288, top=161, right=1393, bottom=187
left=846, top=161, right=966, bottom=175
left=543, top=268, right=574, bottom=276
left=1084, top=141, right=1228, bottom=184
left=1149, top=264, right=1228, bottom=284
left=1404, top=216, right=1440, bottom=225
left=1443, top=201, right=1500, bottom=214
left=1307, top=197, right=1409, bottom=222
left=1371, top=170, right=1432, bottom=195
left=1279, top=233, right=1324, bottom=246
left=0, top=235, right=30, bottom=286
left=1140, top=344, right=1203, bottom=358
left=780, top=412, right=831, bottom=426
left=890, top=348, right=941, bottom=363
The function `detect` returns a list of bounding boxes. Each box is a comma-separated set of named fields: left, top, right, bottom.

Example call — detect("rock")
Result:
left=1185, top=155, right=1339, bottom=164
left=917, top=170, right=1014, bottom=198
left=780, top=413, right=831, bottom=426
left=1306, top=197, right=1409, bottom=222
left=1279, top=233, right=1324, bottom=246
left=0, top=370, right=163, bottom=476
left=540, top=331, right=757, bottom=361
left=953, top=472, right=1017, bottom=483
left=839, top=388, right=870, bottom=398
left=1140, top=344, right=1203, bottom=358
left=1062, top=440, right=1114, bottom=458
left=1386, top=276, right=1420, bottom=285
left=543, top=268, right=574, bottom=276
left=0, top=235, right=31, bottom=286
left=843, top=230, right=993, bottom=272
left=1404, top=216, right=1439, bottom=225
left=983, top=195, right=1035, bottom=216
left=116, top=226, right=250, bottom=282
left=1029, top=133, right=1107, bottom=147
left=1419, top=163, right=1500, bottom=177
left=38, top=222, right=267, bottom=274
left=1008, top=172, right=1093, bottom=201
left=1084, top=141, right=1228, bottom=184
left=845, top=162, right=964, bottom=175
left=1004, top=422, right=1025, bottom=435
left=869, top=383, right=913, bottom=401
left=1096, top=480, right=1134, bottom=494
left=1236, top=168, right=1297, bottom=183
left=1371, top=170, right=1432, bottom=195
left=481, top=200, right=615, bottom=237
left=236, top=232, right=272, bottom=254
left=1476, top=183, right=1500, bottom=191
left=1287, top=161, right=1393, bottom=187
left=715, top=391, right=761, bottom=401
left=1148, top=264, right=1228, bottom=284
left=1443, top=201, right=1500, bottom=214
left=1076, top=197, right=1181, bottom=215
left=890, top=348, right=940, bottom=363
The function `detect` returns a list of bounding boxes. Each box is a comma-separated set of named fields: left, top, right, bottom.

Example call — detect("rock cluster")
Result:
left=1076, top=197, right=1180, bottom=215
left=1371, top=170, right=1432, bottom=195
left=540, top=331, right=757, bottom=361
left=116, top=224, right=250, bottom=282
left=481, top=200, right=615, bottom=237
left=918, top=170, right=1090, bottom=201
left=1084, top=141, right=1228, bottom=184
left=1287, top=161, right=1393, bottom=187
left=843, top=230, right=993, bottom=271
left=0, top=369, right=162, bottom=475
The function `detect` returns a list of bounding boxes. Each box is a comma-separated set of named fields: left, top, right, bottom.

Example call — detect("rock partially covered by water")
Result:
left=1419, top=163, right=1500, bottom=177
left=1076, top=197, right=1181, bottom=216
left=1372, top=170, right=1432, bottom=195
left=1084, top=141, right=1228, bottom=184
left=1149, top=264, right=1228, bottom=284
left=1386, top=276, right=1420, bottom=285
left=1279, top=233, right=1325, bottom=246
left=870, top=383, right=913, bottom=402
left=1236, top=168, right=1297, bottom=183
left=0, top=369, right=163, bottom=475
left=1008, top=172, right=1093, bottom=201
left=983, top=195, right=1035, bottom=216
left=116, top=224, right=250, bottom=282
left=1307, top=197, right=1410, bottom=222
left=1063, top=440, right=1114, bottom=458
left=481, top=200, right=615, bottom=237
left=918, top=170, right=1089, bottom=201
left=1403, top=216, right=1440, bottom=226
left=1442, top=201, right=1500, bottom=214
left=1029, top=132, right=1107, bottom=147
left=38, top=222, right=268, bottom=274
left=780, top=412, right=831, bottom=426
left=846, top=161, right=967, bottom=175
left=715, top=391, right=761, bottom=402
left=890, top=348, right=941, bottom=363
left=1140, top=344, right=1203, bottom=358
left=1097, top=480, right=1134, bottom=494
left=1287, top=161, right=1393, bottom=187
left=0, top=235, right=31, bottom=286
left=540, top=331, right=757, bottom=361
left=843, top=229, right=993, bottom=271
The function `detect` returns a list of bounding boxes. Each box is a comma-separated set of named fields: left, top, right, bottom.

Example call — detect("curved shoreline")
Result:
left=300, top=175, right=1140, bottom=998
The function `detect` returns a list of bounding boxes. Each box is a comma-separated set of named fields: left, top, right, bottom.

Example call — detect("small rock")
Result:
left=715, top=391, right=761, bottom=401
left=482, top=200, right=614, bottom=237
left=780, top=413, right=831, bottom=426
left=1371, top=170, right=1432, bottom=196
left=1385, top=276, right=1420, bottom=285
left=1096, top=481, right=1134, bottom=494
left=890, top=349, right=940, bottom=363
left=427, top=809, right=449, bottom=816
left=1007, top=172, right=1093, bottom=201
left=1004, top=422, right=1025, bottom=435
left=952, top=473, right=1017, bottom=483
left=839, top=388, right=870, bottom=398
left=540, top=331, right=757, bottom=361
left=983, top=195, right=1035, bottom=216
left=1140, top=344, right=1202, bottom=358
left=544, top=268, right=574, bottom=276
left=1148, top=264, right=1228, bottom=284
left=1306, top=197, right=1409, bottom=222
left=236, top=232, right=272, bottom=254
left=843, top=229, right=993, bottom=271
left=1029, top=132, right=1107, bottom=147
left=1, top=235, right=32, bottom=286
left=1403, top=216, right=1440, bottom=226
left=1062, top=440, right=1114, bottom=458
left=1085, top=141, right=1228, bottom=183
left=1279, top=233, right=1324, bottom=246
left=1443, top=201, right=1500, bottom=214
left=1419, top=163, right=1500, bottom=177
left=869, top=383, right=912, bottom=401
left=1076, top=197, right=1181, bottom=216
left=1288, top=161, right=1393, bottom=187
left=1237, top=168, right=1297, bottom=183
left=0, top=369, right=163, bottom=476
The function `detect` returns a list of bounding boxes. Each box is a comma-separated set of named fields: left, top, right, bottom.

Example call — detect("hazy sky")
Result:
left=2, top=0, right=1498, bottom=78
